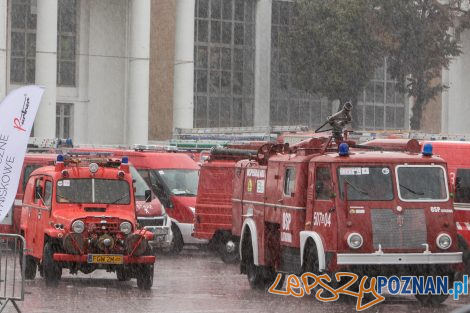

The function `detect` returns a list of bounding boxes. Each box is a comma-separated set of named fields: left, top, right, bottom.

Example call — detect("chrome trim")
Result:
left=232, top=198, right=306, bottom=211
left=337, top=252, right=462, bottom=265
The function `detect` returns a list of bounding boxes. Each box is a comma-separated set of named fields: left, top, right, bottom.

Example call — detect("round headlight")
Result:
left=347, top=233, right=363, bottom=249
left=72, top=220, right=85, bottom=233
left=89, top=163, right=99, bottom=173
left=436, top=233, right=452, bottom=250
left=120, top=221, right=132, bottom=235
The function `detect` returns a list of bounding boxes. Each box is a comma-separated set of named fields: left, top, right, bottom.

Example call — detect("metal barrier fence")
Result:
left=0, top=234, right=25, bottom=313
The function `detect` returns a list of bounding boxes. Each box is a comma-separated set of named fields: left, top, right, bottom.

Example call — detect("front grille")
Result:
left=138, top=217, right=165, bottom=227
left=371, top=208, right=426, bottom=249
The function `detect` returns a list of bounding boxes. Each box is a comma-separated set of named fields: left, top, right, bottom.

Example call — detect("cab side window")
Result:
left=22, top=165, right=41, bottom=191
left=44, top=180, right=52, bottom=207
left=315, top=167, right=332, bottom=200
left=456, top=168, right=470, bottom=203
left=284, top=168, right=296, bottom=197
left=34, top=178, right=42, bottom=203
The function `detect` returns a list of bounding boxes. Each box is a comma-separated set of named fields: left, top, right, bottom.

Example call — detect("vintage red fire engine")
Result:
left=20, top=154, right=156, bottom=289
left=230, top=105, right=462, bottom=305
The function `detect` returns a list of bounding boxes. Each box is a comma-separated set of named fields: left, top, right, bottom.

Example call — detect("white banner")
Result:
left=0, top=86, right=44, bottom=222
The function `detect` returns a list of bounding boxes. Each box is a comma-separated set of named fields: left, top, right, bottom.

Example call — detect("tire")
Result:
left=136, top=264, right=154, bottom=290
left=218, top=237, right=239, bottom=264
left=116, top=267, right=131, bottom=282
left=19, top=246, right=37, bottom=280
left=303, top=244, right=323, bottom=298
left=169, top=223, right=184, bottom=254
left=42, top=242, right=62, bottom=287
left=244, top=239, right=265, bottom=289
left=24, top=256, right=37, bottom=280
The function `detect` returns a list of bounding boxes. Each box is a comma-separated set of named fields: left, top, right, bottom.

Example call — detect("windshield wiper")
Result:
left=344, top=178, right=369, bottom=195
left=110, top=194, right=129, bottom=204
left=399, top=184, right=424, bottom=196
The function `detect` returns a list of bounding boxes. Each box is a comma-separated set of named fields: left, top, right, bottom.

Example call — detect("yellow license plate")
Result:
left=87, top=254, right=123, bottom=264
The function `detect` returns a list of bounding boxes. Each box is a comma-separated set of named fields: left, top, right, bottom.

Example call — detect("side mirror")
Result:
left=144, top=190, right=152, bottom=202
left=35, top=186, right=43, bottom=199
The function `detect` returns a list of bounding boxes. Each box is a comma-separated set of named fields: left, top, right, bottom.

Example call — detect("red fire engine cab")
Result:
left=233, top=105, right=462, bottom=305
left=20, top=154, right=156, bottom=289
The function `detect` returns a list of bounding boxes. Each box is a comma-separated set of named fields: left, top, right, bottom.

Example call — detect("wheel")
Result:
left=24, top=256, right=37, bottom=280
left=302, top=244, right=323, bottom=298
left=136, top=264, right=154, bottom=290
left=244, top=240, right=267, bottom=289
left=42, top=242, right=62, bottom=287
left=169, top=223, right=184, bottom=254
left=218, top=237, right=239, bottom=264
left=116, top=267, right=131, bottom=281
left=19, top=246, right=37, bottom=280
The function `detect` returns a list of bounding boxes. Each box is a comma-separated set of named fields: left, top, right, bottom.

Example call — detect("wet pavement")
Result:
left=3, top=247, right=470, bottom=313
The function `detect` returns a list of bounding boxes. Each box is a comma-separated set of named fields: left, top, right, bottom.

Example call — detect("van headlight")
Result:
left=436, top=233, right=452, bottom=250
left=120, top=222, right=132, bottom=235
left=347, top=233, right=363, bottom=249
left=72, top=220, right=85, bottom=233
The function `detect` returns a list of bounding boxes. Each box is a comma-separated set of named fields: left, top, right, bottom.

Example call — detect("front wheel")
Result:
left=42, top=242, right=62, bottom=287
left=169, top=223, right=184, bottom=254
left=24, top=256, right=37, bottom=280
left=116, top=267, right=131, bottom=282
left=136, top=264, right=154, bottom=290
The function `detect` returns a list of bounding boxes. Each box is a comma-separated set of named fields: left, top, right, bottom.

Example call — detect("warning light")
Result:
left=339, top=143, right=349, bottom=157
left=422, top=143, right=433, bottom=156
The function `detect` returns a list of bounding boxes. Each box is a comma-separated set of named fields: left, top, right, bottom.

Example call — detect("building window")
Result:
left=356, top=58, right=406, bottom=130
left=57, top=0, right=77, bottom=86
left=10, top=0, right=78, bottom=86
left=194, top=0, right=255, bottom=127
left=10, top=0, right=37, bottom=84
left=270, top=0, right=327, bottom=128
left=56, top=103, right=73, bottom=138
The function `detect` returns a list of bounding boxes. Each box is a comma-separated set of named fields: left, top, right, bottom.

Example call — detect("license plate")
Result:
left=87, top=254, right=123, bottom=264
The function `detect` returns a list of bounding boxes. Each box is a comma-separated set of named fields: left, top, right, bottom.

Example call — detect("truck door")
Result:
left=312, top=164, right=337, bottom=250
left=36, top=178, right=53, bottom=254
left=24, top=177, right=42, bottom=257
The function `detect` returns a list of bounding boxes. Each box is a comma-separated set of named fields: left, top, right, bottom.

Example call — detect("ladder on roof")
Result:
left=173, top=125, right=309, bottom=141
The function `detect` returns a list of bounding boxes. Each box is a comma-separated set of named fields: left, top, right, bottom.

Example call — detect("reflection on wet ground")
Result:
left=2, top=247, right=469, bottom=313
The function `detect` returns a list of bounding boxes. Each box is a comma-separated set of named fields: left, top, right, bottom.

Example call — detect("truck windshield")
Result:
left=56, top=179, right=130, bottom=204
left=337, top=166, right=393, bottom=201
left=130, top=165, right=151, bottom=201
left=397, top=166, right=448, bottom=201
left=150, top=169, right=198, bottom=196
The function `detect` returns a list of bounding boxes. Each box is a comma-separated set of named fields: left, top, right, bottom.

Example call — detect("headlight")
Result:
left=436, top=233, right=452, bottom=250
left=347, top=233, right=363, bottom=249
left=120, top=221, right=132, bottom=235
left=72, top=220, right=85, bottom=233
left=189, top=207, right=196, bottom=214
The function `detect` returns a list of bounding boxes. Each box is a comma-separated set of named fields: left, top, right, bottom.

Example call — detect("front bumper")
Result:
left=145, top=226, right=173, bottom=248
left=53, top=253, right=156, bottom=264
left=337, top=251, right=462, bottom=265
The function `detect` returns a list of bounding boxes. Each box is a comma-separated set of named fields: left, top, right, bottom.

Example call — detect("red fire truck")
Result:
left=0, top=152, right=172, bottom=250
left=231, top=106, right=462, bottom=305
left=20, top=154, right=156, bottom=288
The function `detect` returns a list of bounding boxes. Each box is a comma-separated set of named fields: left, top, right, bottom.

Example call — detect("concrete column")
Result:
left=172, top=0, right=195, bottom=130
left=253, top=0, right=272, bottom=127
left=0, top=0, right=6, bottom=99
left=34, top=0, right=58, bottom=138
left=127, top=0, right=151, bottom=145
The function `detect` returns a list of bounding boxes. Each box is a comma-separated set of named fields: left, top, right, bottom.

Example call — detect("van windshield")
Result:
left=130, top=165, right=151, bottom=201
left=337, top=166, right=393, bottom=201
left=397, top=166, right=448, bottom=201
left=56, top=179, right=130, bottom=204
left=150, top=169, right=198, bottom=196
